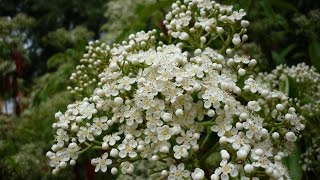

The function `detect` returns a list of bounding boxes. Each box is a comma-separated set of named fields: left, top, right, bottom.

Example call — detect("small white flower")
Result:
left=157, top=125, right=174, bottom=141
left=197, top=0, right=213, bottom=10
left=116, top=76, right=136, bottom=91
left=91, top=153, right=112, bottom=172
left=67, top=142, right=80, bottom=160
left=55, top=129, right=69, bottom=147
left=168, top=163, right=190, bottom=180
left=103, top=133, right=121, bottom=146
left=232, top=9, right=246, bottom=20
left=228, top=132, right=249, bottom=150
left=213, top=160, right=238, bottom=180
left=247, top=101, right=261, bottom=112
left=176, top=130, right=198, bottom=148
left=232, top=34, right=241, bottom=45
left=118, top=139, right=138, bottom=158
left=244, top=78, right=260, bottom=93
left=120, top=161, right=134, bottom=174
left=242, top=118, right=262, bottom=139
left=79, top=102, right=97, bottom=119
left=77, top=127, right=94, bottom=143
left=211, top=118, right=232, bottom=137
left=173, top=145, right=189, bottom=159
left=192, top=168, right=205, bottom=180
left=202, top=89, right=224, bottom=109
left=124, top=107, right=143, bottom=125
left=91, top=117, right=108, bottom=136
left=244, top=164, right=254, bottom=173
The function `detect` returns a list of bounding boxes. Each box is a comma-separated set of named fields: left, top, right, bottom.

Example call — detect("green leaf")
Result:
left=272, top=51, right=285, bottom=65
left=301, top=93, right=317, bottom=104
left=280, top=44, right=297, bottom=57
left=269, top=0, right=298, bottom=13
left=309, top=41, right=320, bottom=71
left=205, top=151, right=220, bottom=167
left=0, top=59, right=16, bottom=75
left=286, top=141, right=303, bottom=180
left=288, top=76, right=300, bottom=98
left=260, top=1, right=277, bottom=20
left=47, top=53, right=65, bottom=69
left=272, top=44, right=296, bottom=65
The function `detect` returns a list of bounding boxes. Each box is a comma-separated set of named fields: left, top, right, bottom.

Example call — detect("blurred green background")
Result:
left=0, top=0, right=319, bottom=179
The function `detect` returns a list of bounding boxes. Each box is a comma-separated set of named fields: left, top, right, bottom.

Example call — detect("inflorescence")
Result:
left=48, top=1, right=306, bottom=179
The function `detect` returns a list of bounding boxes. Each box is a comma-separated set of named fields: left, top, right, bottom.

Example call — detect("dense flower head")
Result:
left=48, top=0, right=305, bottom=179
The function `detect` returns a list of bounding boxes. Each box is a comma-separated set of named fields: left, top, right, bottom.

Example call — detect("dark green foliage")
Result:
left=0, top=1, right=102, bottom=178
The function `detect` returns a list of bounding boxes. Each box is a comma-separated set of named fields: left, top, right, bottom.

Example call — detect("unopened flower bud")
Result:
left=110, top=148, right=119, bottom=157
left=180, top=32, right=189, bottom=40
left=232, top=34, right=241, bottom=45
left=102, top=142, right=109, bottom=150
left=70, top=160, right=76, bottom=166
left=216, top=27, right=224, bottom=34
left=220, top=150, right=230, bottom=160
left=276, top=104, right=285, bottom=111
left=111, top=167, right=118, bottom=175
left=207, top=109, right=215, bottom=117
left=285, top=114, right=293, bottom=121
left=114, top=97, right=123, bottom=106
left=238, top=68, right=246, bottom=76
left=241, top=20, right=250, bottom=27
left=161, top=170, right=168, bottom=176
left=237, top=149, right=248, bottom=159
left=285, top=132, right=297, bottom=142
left=175, top=109, right=184, bottom=116
left=200, top=36, right=206, bottom=43
left=244, top=164, right=254, bottom=173
left=272, top=132, right=280, bottom=139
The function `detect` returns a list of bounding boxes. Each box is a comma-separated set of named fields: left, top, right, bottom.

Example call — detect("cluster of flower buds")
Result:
left=68, top=30, right=158, bottom=97
left=258, top=63, right=320, bottom=118
left=48, top=0, right=305, bottom=179
left=163, top=0, right=249, bottom=54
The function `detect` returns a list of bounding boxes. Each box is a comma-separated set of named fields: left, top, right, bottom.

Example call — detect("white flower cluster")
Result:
left=48, top=0, right=305, bottom=179
left=257, top=63, right=320, bottom=174
left=301, top=137, right=320, bottom=172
